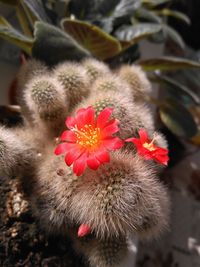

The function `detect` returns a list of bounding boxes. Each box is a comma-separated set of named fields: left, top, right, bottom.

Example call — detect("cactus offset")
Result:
left=82, top=58, right=111, bottom=83
left=24, top=76, right=68, bottom=135
left=54, top=62, right=90, bottom=111
left=118, top=65, right=152, bottom=101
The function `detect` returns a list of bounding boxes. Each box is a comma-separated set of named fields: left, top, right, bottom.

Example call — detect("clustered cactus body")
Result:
left=0, top=58, right=170, bottom=267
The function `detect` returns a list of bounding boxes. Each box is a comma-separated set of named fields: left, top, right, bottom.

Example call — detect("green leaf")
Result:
left=135, top=8, right=162, bottom=23
left=151, top=74, right=200, bottom=106
left=32, top=21, right=91, bottom=66
left=16, top=3, right=32, bottom=36
left=162, top=24, right=185, bottom=49
left=157, top=9, right=191, bottom=25
left=61, top=19, right=121, bottom=60
left=138, top=57, right=200, bottom=71
left=110, top=0, right=141, bottom=18
left=159, top=99, right=198, bottom=138
left=142, top=0, right=170, bottom=7
left=23, top=0, right=50, bottom=22
left=0, top=16, right=11, bottom=27
left=0, top=0, right=18, bottom=5
left=0, top=22, right=33, bottom=54
left=156, top=8, right=191, bottom=25
left=115, top=23, right=162, bottom=43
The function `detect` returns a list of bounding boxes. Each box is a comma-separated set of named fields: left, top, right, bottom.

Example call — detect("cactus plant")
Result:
left=118, top=65, right=152, bottom=101
left=0, top=59, right=170, bottom=267
left=54, top=62, right=90, bottom=111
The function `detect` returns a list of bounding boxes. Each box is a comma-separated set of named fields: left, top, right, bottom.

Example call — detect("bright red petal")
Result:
left=154, top=152, right=169, bottom=165
left=87, top=155, right=100, bottom=170
left=94, top=149, right=110, bottom=163
left=65, top=148, right=83, bottom=166
left=65, top=116, right=76, bottom=129
left=138, top=129, right=148, bottom=143
left=78, top=224, right=91, bottom=237
left=126, top=137, right=143, bottom=150
left=154, top=147, right=168, bottom=155
left=96, top=107, right=113, bottom=129
left=102, top=137, right=124, bottom=150
left=60, top=130, right=77, bottom=142
left=54, top=143, right=74, bottom=155
left=76, top=108, right=87, bottom=129
left=101, top=119, right=119, bottom=137
left=84, top=106, right=95, bottom=126
left=73, top=153, right=87, bottom=176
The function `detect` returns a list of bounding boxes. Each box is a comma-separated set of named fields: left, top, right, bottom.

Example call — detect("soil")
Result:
left=0, top=176, right=87, bottom=267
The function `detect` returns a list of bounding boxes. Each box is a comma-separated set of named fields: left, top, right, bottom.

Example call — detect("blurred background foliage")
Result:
left=0, top=0, right=200, bottom=166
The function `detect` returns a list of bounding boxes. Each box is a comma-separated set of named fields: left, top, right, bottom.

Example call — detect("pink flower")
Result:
left=78, top=224, right=91, bottom=237
left=126, top=129, right=169, bottom=165
left=54, top=106, right=124, bottom=176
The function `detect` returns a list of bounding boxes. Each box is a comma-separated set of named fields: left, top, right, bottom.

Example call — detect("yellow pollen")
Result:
left=143, top=134, right=157, bottom=151
left=143, top=142, right=156, bottom=151
left=72, top=124, right=101, bottom=149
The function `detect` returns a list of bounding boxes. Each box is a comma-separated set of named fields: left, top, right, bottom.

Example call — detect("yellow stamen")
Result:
left=72, top=124, right=101, bottom=149
left=143, top=135, right=156, bottom=151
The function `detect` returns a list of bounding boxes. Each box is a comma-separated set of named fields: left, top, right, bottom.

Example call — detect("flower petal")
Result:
left=126, top=137, right=142, bottom=147
left=96, top=107, right=113, bottom=129
left=65, top=116, right=76, bottom=129
left=54, top=143, right=74, bottom=155
left=154, top=153, right=169, bottom=165
left=84, top=106, right=95, bottom=126
left=87, top=155, right=100, bottom=170
left=65, top=147, right=83, bottom=166
left=138, top=129, right=148, bottom=143
left=94, top=149, right=110, bottom=163
left=73, top=153, right=87, bottom=176
left=101, top=119, right=119, bottom=137
left=76, top=108, right=87, bottom=129
left=102, top=137, right=124, bottom=150
left=61, top=130, right=77, bottom=142
left=78, top=224, right=91, bottom=237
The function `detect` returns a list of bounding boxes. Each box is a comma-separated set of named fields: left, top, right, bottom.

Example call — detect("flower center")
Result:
left=143, top=142, right=156, bottom=151
left=73, top=124, right=101, bottom=149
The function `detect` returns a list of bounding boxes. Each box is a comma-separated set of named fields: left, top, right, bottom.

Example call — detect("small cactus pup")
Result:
left=91, top=74, right=132, bottom=98
left=71, top=231, right=138, bottom=267
left=118, top=64, right=152, bottom=101
left=17, top=59, right=48, bottom=121
left=17, top=59, right=48, bottom=94
left=0, top=127, right=39, bottom=179
left=54, top=62, right=90, bottom=111
left=82, top=58, right=111, bottom=83
left=24, top=75, right=68, bottom=135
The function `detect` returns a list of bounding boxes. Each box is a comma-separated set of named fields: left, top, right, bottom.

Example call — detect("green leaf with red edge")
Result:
left=138, top=57, right=200, bottom=71
left=159, top=99, right=198, bottom=138
left=61, top=19, right=122, bottom=60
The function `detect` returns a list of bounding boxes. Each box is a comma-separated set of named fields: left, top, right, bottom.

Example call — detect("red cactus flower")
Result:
left=78, top=224, right=91, bottom=237
left=126, top=129, right=169, bottom=165
left=54, top=106, right=124, bottom=176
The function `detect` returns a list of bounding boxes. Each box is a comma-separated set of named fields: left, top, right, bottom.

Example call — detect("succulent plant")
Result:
left=0, top=59, right=170, bottom=267
left=54, top=62, right=90, bottom=111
